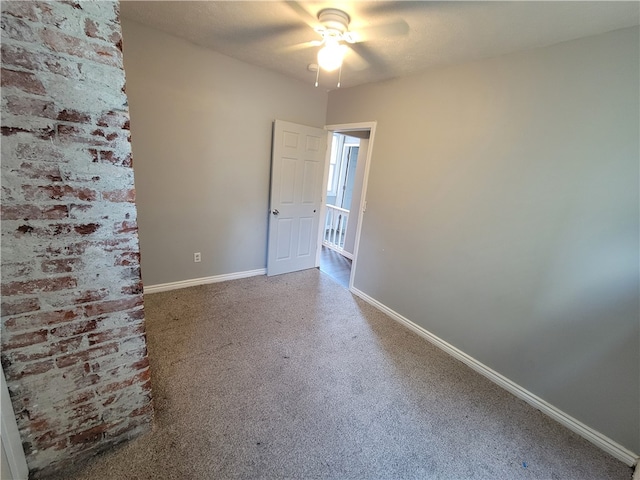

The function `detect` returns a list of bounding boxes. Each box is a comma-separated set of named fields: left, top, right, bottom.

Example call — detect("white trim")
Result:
left=316, top=131, right=335, bottom=268
left=321, top=242, right=354, bottom=260
left=2, top=365, right=29, bottom=480
left=143, top=269, right=266, bottom=294
left=349, top=286, right=640, bottom=468
left=323, top=121, right=377, bottom=292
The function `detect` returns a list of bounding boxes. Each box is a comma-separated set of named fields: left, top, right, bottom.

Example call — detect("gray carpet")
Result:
left=64, top=269, right=632, bottom=479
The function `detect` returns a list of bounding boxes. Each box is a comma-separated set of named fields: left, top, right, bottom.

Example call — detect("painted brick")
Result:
left=4, top=359, right=56, bottom=381
left=5, top=336, right=84, bottom=364
left=102, top=188, right=135, bottom=203
left=87, top=324, right=145, bottom=346
left=49, top=318, right=98, bottom=338
left=5, top=95, right=57, bottom=119
left=115, top=252, right=140, bottom=267
left=2, top=276, right=77, bottom=296
left=84, top=297, right=143, bottom=318
left=1, top=262, right=35, bottom=279
left=1, top=14, right=40, bottom=43
left=67, top=204, right=93, bottom=219
left=115, top=220, right=138, bottom=234
left=41, top=27, right=122, bottom=68
left=22, top=184, right=98, bottom=202
left=1, top=43, right=81, bottom=78
left=84, top=17, right=122, bottom=46
left=14, top=142, right=67, bottom=163
left=55, top=342, right=119, bottom=369
left=2, top=204, right=69, bottom=220
left=95, top=149, right=132, bottom=167
left=57, top=109, right=91, bottom=124
left=56, top=124, right=129, bottom=148
left=97, top=369, right=151, bottom=396
left=3, top=308, right=82, bottom=332
left=74, top=223, right=101, bottom=235
left=96, top=111, right=129, bottom=129
left=47, top=289, right=109, bottom=308
left=3, top=330, right=49, bottom=350
left=1, top=297, right=41, bottom=317
left=45, top=242, right=88, bottom=257
left=69, top=423, right=111, bottom=446
left=9, top=223, right=100, bottom=239
left=93, top=238, right=137, bottom=253
left=41, top=258, right=83, bottom=274
left=12, top=162, right=64, bottom=181
left=1, top=68, right=46, bottom=95
left=1, top=125, right=55, bottom=140
left=1, top=1, right=39, bottom=21
left=121, top=281, right=144, bottom=296
left=1, top=0, right=152, bottom=475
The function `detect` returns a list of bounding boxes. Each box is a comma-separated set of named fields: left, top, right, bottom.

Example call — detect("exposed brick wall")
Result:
left=1, top=1, right=153, bottom=476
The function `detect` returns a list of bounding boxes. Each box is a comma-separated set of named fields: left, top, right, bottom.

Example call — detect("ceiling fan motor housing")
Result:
left=317, top=8, right=350, bottom=35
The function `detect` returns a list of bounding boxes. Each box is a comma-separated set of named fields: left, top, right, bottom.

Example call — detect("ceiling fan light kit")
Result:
left=317, top=39, right=347, bottom=71
left=313, top=8, right=353, bottom=88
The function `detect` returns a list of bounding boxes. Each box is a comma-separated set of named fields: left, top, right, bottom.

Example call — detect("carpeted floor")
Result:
left=65, top=269, right=632, bottom=479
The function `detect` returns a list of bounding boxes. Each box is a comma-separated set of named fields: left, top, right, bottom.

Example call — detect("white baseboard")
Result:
left=350, top=286, right=639, bottom=467
left=143, top=269, right=266, bottom=294
left=322, top=242, right=354, bottom=260
left=341, top=251, right=354, bottom=260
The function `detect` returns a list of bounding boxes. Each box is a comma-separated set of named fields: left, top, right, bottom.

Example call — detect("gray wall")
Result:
left=327, top=27, right=640, bottom=452
left=121, top=20, right=328, bottom=286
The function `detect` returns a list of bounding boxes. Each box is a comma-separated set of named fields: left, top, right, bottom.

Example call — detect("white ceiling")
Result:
left=120, top=1, right=640, bottom=90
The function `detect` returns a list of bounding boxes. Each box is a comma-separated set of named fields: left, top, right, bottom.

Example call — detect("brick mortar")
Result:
left=1, top=1, right=153, bottom=476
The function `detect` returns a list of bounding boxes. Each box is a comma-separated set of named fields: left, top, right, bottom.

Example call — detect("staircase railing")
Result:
left=323, top=204, right=349, bottom=252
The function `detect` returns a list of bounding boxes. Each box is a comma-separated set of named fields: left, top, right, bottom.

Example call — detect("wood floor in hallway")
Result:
left=319, top=246, right=351, bottom=288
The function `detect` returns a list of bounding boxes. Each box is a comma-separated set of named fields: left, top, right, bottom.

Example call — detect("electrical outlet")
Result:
left=194, top=252, right=201, bottom=263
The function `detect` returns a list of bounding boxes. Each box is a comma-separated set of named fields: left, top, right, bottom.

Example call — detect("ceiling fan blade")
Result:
left=280, top=40, right=323, bottom=53
left=349, top=42, right=389, bottom=72
left=351, top=19, right=410, bottom=43
left=220, top=23, right=304, bottom=44
left=283, top=1, right=320, bottom=29
left=362, top=1, right=432, bottom=16
left=345, top=46, right=370, bottom=71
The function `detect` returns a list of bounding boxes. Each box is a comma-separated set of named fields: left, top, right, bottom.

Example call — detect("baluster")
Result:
left=325, top=208, right=331, bottom=243
left=332, top=213, right=338, bottom=247
left=341, top=214, right=348, bottom=248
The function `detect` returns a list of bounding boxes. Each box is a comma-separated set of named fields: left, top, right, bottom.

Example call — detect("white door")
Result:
left=267, top=120, right=326, bottom=276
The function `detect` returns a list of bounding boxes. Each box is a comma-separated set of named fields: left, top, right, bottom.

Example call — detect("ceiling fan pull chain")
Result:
left=337, top=64, right=343, bottom=88
left=314, top=66, right=320, bottom=87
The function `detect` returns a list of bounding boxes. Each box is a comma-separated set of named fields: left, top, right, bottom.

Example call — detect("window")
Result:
left=327, top=134, right=343, bottom=196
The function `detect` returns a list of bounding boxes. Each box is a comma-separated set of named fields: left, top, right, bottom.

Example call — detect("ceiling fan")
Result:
left=313, top=9, right=354, bottom=68
left=281, top=3, right=411, bottom=88
left=310, top=8, right=353, bottom=86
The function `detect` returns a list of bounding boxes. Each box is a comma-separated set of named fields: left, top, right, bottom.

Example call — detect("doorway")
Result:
left=316, top=122, right=376, bottom=290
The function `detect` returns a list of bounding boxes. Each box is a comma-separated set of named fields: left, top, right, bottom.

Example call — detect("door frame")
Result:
left=2, top=365, right=29, bottom=479
left=316, top=121, right=377, bottom=291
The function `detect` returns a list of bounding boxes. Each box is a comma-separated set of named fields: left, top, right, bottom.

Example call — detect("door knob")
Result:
left=272, top=209, right=279, bottom=215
